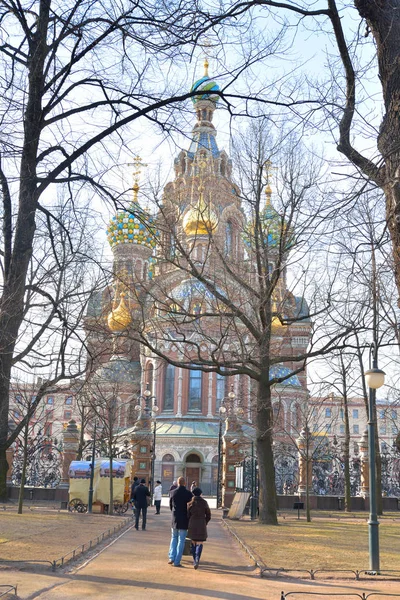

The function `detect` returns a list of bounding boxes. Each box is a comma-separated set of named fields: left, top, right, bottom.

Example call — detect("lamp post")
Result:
left=135, top=383, right=158, bottom=493
left=364, top=350, right=386, bottom=573
left=88, top=421, right=97, bottom=514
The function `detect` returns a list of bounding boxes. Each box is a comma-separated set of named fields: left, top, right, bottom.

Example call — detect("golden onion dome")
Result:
left=107, top=292, right=132, bottom=332
left=182, top=196, right=218, bottom=236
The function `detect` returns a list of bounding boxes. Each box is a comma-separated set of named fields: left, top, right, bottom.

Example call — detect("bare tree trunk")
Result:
left=343, top=400, right=352, bottom=512
left=256, top=374, right=278, bottom=525
left=18, top=425, right=29, bottom=514
left=305, top=445, right=311, bottom=523
left=109, top=453, right=114, bottom=516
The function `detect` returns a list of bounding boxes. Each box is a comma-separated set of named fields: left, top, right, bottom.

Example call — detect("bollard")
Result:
left=250, top=496, right=258, bottom=520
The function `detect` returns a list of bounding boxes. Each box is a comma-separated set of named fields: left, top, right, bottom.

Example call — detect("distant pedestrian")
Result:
left=187, top=488, right=211, bottom=569
left=153, top=480, right=162, bottom=514
left=168, top=476, right=193, bottom=567
left=130, top=476, right=139, bottom=514
left=169, top=480, right=178, bottom=496
left=190, top=481, right=197, bottom=492
left=133, top=478, right=150, bottom=530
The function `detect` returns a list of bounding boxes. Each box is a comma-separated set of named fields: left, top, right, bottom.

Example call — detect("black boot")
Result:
left=190, top=542, right=196, bottom=566
left=194, top=543, right=203, bottom=569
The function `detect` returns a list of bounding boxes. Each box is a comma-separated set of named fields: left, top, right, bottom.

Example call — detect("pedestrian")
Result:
left=187, top=487, right=211, bottom=569
left=130, top=476, right=139, bottom=514
left=168, top=476, right=193, bottom=567
left=169, top=480, right=178, bottom=496
left=190, top=480, right=197, bottom=492
left=153, top=480, right=162, bottom=514
left=133, top=478, right=150, bottom=530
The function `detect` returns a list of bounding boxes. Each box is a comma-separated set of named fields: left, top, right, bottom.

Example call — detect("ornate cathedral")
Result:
left=84, top=61, right=311, bottom=504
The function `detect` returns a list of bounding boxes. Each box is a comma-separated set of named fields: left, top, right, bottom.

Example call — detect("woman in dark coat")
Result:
left=187, top=488, right=211, bottom=569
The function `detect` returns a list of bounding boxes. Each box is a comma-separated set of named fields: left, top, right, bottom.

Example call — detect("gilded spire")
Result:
left=129, top=155, right=147, bottom=204
left=204, top=57, right=209, bottom=77
left=263, top=159, right=276, bottom=206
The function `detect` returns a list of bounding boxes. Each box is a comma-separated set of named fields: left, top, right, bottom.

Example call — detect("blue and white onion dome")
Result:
left=190, top=59, right=220, bottom=105
left=107, top=202, right=157, bottom=250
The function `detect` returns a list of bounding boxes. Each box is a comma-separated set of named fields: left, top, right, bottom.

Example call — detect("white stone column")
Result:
left=207, top=372, right=213, bottom=417
left=177, top=367, right=183, bottom=417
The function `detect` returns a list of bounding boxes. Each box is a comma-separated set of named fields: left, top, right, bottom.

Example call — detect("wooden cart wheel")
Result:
left=68, top=498, right=87, bottom=512
left=113, top=502, right=128, bottom=515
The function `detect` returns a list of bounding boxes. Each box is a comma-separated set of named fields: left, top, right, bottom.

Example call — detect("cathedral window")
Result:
left=193, top=302, right=202, bottom=316
left=143, top=262, right=147, bottom=280
left=169, top=229, right=176, bottom=258
left=188, top=368, right=202, bottom=411
left=225, top=221, right=233, bottom=255
left=164, top=364, right=175, bottom=410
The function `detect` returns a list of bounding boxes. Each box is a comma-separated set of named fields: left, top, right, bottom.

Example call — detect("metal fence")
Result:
left=0, top=585, right=17, bottom=597
left=281, top=593, right=400, bottom=599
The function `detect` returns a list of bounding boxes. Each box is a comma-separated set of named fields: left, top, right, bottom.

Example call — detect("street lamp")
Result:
left=364, top=353, right=386, bottom=572
left=135, top=383, right=158, bottom=492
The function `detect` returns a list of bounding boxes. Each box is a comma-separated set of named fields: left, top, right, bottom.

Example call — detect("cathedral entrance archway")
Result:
left=185, top=452, right=201, bottom=488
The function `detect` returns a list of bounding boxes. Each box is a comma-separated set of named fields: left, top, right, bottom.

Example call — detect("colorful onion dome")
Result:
left=190, top=59, right=220, bottom=105
left=107, top=202, right=157, bottom=249
left=182, top=195, right=218, bottom=236
left=107, top=292, right=132, bottom=332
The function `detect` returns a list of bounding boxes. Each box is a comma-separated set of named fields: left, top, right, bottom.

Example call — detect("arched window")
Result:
left=169, top=228, right=176, bottom=258
left=225, top=221, right=233, bottom=255
left=188, top=369, right=202, bottom=411
left=146, top=363, right=154, bottom=393
left=186, top=453, right=201, bottom=463
left=164, top=365, right=175, bottom=411
left=216, top=373, right=226, bottom=410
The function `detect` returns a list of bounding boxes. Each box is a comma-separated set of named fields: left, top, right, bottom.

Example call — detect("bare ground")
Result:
left=0, top=506, right=131, bottom=564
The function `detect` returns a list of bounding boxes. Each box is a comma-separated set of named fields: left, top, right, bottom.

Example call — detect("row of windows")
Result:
left=316, top=423, right=399, bottom=436
left=13, top=409, right=72, bottom=421
left=323, top=407, right=398, bottom=420
left=15, top=394, right=73, bottom=405
left=164, top=365, right=226, bottom=411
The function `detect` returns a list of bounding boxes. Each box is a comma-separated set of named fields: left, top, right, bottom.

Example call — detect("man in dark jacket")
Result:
left=133, top=478, right=150, bottom=530
left=168, top=476, right=193, bottom=567
left=130, top=476, right=139, bottom=515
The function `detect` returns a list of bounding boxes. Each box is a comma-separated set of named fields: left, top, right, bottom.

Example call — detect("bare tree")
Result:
left=0, top=0, right=230, bottom=500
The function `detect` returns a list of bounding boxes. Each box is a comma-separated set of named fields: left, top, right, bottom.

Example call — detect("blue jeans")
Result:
left=168, top=528, right=187, bottom=566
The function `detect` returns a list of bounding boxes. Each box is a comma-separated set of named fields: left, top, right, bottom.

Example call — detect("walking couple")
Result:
left=168, top=476, right=211, bottom=569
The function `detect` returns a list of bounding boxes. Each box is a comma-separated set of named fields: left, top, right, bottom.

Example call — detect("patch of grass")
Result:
left=228, top=511, right=400, bottom=571
left=0, top=511, right=129, bottom=562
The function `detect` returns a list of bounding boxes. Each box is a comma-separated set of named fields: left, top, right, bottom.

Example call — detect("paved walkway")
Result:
left=2, top=509, right=400, bottom=599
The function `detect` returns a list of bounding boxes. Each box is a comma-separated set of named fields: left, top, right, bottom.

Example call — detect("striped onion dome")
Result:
left=107, top=202, right=157, bottom=249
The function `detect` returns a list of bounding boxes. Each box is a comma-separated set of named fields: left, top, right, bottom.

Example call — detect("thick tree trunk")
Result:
left=18, top=426, right=29, bottom=514
left=0, top=2, right=49, bottom=499
left=256, top=373, right=278, bottom=525
left=354, top=0, right=400, bottom=302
